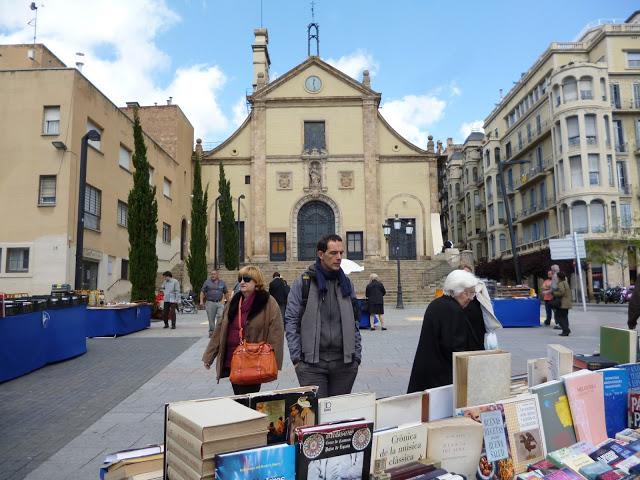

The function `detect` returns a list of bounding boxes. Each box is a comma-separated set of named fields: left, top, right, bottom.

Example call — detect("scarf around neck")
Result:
left=314, top=257, right=352, bottom=298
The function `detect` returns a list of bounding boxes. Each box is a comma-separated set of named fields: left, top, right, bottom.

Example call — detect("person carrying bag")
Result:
left=202, top=265, right=284, bottom=395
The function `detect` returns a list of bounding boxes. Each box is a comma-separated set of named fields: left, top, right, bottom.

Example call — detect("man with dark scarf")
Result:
left=284, top=234, right=361, bottom=398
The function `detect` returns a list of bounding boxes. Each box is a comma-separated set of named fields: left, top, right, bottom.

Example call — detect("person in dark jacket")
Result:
left=629, top=278, right=640, bottom=330
left=407, top=269, right=482, bottom=392
left=269, top=272, right=290, bottom=320
left=365, top=273, right=387, bottom=330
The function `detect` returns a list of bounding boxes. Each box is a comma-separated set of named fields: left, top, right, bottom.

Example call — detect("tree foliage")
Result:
left=186, top=151, right=208, bottom=292
left=127, top=110, right=158, bottom=302
left=218, top=163, right=238, bottom=270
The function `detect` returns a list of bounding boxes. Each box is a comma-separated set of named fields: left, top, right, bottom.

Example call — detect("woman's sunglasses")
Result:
left=238, top=275, right=254, bottom=283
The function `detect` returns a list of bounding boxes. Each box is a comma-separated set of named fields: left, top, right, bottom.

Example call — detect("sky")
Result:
left=0, top=0, right=637, bottom=149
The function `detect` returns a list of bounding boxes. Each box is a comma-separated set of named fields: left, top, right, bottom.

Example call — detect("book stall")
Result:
left=98, top=325, right=640, bottom=480
left=86, top=303, right=152, bottom=338
left=489, top=283, right=540, bottom=328
left=0, top=286, right=88, bottom=382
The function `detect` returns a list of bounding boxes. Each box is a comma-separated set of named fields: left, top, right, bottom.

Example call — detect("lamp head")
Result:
left=382, top=221, right=391, bottom=238
left=239, top=194, right=246, bottom=200
left=86, top=129, right=101, bottom=141
left=52, top=140, right=67, bottom=151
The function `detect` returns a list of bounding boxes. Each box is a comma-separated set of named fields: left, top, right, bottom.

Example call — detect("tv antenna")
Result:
left=28, top=2, right=41, bottom=44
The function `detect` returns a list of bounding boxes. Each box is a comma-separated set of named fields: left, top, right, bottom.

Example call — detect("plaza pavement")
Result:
left=0, top=302, right=629, bottom=479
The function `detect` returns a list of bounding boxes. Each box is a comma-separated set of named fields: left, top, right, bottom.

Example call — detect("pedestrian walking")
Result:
left=550, top=264, right=562, bottom=330
left=628, top=278, right=640, bottom=330
left=407, top=269, right=485, bottom=392
left=161, top=271, right=180, bottom=329
left=202, top=265, right=284, bottom=395
left=541, top=270, right=555, bottom=326
left=200, top=270, right=229, bottom=337
left=365, top=273, right=386, bottom=330
left=553, top=271, right=572, bottom=336
left=284, top=233, right=361, bottom=398
left=268, top=272, right=290, bottom=320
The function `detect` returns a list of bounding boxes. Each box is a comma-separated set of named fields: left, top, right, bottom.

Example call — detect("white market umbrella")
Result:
left=341, top=258, right=365, bottom=275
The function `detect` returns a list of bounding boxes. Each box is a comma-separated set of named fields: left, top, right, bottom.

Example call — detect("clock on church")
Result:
left=304, top=75, right=322, bottom=93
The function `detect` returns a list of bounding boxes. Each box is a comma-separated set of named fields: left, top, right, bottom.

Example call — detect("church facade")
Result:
left=200, top=29, right=441, bottom=264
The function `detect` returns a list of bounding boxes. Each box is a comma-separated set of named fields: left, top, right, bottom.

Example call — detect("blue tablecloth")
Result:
left=86, top=304, right=151, bottom=337
left=0, top=305, right=87, bottom=383
left=492, top=297, right=541, bottom=327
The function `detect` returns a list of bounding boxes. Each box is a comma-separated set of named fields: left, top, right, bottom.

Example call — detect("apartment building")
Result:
left=0, top=44, right=194, bottom=298
left=444, top=11, right=640, bottom=288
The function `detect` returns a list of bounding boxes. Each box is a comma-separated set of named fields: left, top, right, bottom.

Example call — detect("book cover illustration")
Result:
left=456, top=403, right=514, bottom=480
left=629, top=389, right=640, bottom=428
left=295, top=420, right=374, bottom=480
left=529, top=380, right=577, bottom=452
left=248, top=388, right=318, bottom=444
left=215, top=443, right=295, bottom=480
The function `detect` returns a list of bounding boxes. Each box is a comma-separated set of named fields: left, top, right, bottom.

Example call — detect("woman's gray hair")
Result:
left=369, top=273, right=379, bottom=282
left=443, top=269, right=479, bottom=296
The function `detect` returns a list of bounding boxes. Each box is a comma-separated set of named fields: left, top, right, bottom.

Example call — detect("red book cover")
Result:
left=628, top=389, right=640, bottom=428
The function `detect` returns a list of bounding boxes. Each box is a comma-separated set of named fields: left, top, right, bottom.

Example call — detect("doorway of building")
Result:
left=297, top=201, right=335, bottom=260
left=81, top=260, right=99, bottom=290
left=386, top=217, right=417, bottom=260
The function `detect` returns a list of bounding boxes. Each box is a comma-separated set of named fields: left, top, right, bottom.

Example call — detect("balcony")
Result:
left=580, top=91, right=593, bottom=100
left=516, top=163, right=548, bottom=190
left=612, top=99, right=640, bottom=111
left=616, top=142, right=629, bottom=154
left=619, top=183, right=632, bottom=196
left=515, top=197, right=554, bottom=222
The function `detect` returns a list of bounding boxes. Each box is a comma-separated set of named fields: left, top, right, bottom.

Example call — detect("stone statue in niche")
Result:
left=309, top=161, right=321, bottom=188
left=339, top=171, right=353, bottom=189
left=277, top=172, right=292, bottom=190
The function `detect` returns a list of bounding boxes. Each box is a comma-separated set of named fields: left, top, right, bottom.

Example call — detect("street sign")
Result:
left=549, top=235, right=586, bottom=260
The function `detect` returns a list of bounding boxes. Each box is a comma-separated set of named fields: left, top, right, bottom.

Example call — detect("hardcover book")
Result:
left=546, top=441, right=595, bottom=468
left=214, top=443, right=295, bottom=480
left=371, top=422, right=428, bottom=474
left=588, top=440, right=636, bottom=466
left=452, top=350, right=511, bottom=409
left=618, top=363, right=640, bottom=389
left=616, top=429, right=640, bottom=443
left=597, top=368, right=630, bottom=438
left=560, top=452, right=594, bottom=473
left=613, top=453, right=640, bottom=474
left=542, top=467, right=585, bottom=479
left=528, top=359, right=549, bottom=388
left=166, top=397, right=267, bottom=442
left=578, top=461, right=612, bottom=480
left=562, top=370, right=608, bottom=445
left=498, top=394, right=548, bottom=473
left=529, top=380, right=577, bottom=451
left=375, top=391, right=424, bottom=430
left=547, top=345, right=573, bottom=381
left=573, top=355, right=618, bottom=371
left=166, top=449, right=213, bottom=480
left=455, top=402, right=514, bottom=480
left=318, top=391, right=376, bottom=425
left=424, top=385, right=453, bottom=422
left=425, top=416, right=484, bottom=479
left=294, top=419, right=374, bottom=480
left=600, top=326, right=638, bottom=365
left=165, top=437, right=215, bottom=476
left=246, top=386, right=319, bottom=444
left=629, top=389, right=640, bottom=428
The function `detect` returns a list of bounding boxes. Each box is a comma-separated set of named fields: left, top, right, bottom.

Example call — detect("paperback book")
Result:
left=425, top=416, right=484, bottom=479
left=370, top=422, right=428, bottom=474
left=318, top=392, right=376, bottom=425
left=562, top=370, right=608, bottom=445
left=375, top=391, right=424, bottom=430
left=453, top=350, right=511, bottom=409
left=214, top=443, right=295, bottom=480
left=597, top=368, right=629, bottom=438
left=529, top=380, right=577, bottom=452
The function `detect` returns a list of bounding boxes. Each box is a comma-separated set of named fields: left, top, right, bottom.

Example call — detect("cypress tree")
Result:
left=186, top=151, right=208, bottom=292
left=218, top=163, right=238, bottom=270
left=127, top=110, right=158, bottom=302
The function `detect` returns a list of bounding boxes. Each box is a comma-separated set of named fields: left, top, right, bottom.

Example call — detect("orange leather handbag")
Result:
left=229, top=297, right=278, bottom=385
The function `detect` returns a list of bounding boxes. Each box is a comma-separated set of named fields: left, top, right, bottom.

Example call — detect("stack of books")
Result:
left=99, top=445, right=163, bottom=480
left=165, top=397, right=268, bottom=480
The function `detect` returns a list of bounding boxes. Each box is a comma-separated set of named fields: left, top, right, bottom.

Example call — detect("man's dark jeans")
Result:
left=294, top=359, right=359, bottom=398
left=544, top=300, right=554, bottom=325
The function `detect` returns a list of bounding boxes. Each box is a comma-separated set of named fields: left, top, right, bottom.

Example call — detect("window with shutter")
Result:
left=38, top=175, right=56, bottom=205
left=43, top=106, right=60, bottom=135
left=84, top=185, right=102, bottom=230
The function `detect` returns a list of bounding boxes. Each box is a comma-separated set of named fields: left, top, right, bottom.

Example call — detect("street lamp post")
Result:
left=74, top=129, right=101, bottom=289
left=383, top=214, right=413, bottom=309
left=213, top=195, right=221, bottom=270
left=237, top=194, right=245, bottom=266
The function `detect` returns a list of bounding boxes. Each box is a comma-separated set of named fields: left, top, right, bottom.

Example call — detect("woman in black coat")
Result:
left=365, top=273, right=387, bottom=330
left=407, top=269, right=484, bottom=392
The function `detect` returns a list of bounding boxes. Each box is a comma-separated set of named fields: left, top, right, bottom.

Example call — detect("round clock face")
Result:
left=304, top=75, right=322, bottom=93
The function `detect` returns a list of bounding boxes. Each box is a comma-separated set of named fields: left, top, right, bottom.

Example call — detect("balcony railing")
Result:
left=612, top=99, right=640, bottom=110
left=586, top=136, right=598, bottom=146
left=616, top=142, right=628, bottom=153
left=580, top=91, right=594, bottom=100
left=619, top=183, right=632, bottom=195
left=568, top=137, right=580, bottom=146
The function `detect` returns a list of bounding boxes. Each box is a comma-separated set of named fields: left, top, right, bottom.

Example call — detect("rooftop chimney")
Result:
left=167, top=96, right=172, bottom=105
left=252, top=28, right=270, bottom=91
left=362, top=70, right=370, bottom=88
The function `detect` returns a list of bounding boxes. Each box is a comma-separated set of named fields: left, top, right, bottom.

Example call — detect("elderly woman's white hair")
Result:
left=369, top=273, right=379, bottom=282
left=443, top=269, right=479, bottom=296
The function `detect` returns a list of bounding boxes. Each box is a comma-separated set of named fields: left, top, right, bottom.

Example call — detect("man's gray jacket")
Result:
left=284, top=265, right=362, bottom=365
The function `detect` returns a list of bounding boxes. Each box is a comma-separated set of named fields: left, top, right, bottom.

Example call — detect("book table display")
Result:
left=0, top=303, right=87, bottom=382
left=492, top=297, right=541, bottom=328
left=86, top=303, right=151, bottom=338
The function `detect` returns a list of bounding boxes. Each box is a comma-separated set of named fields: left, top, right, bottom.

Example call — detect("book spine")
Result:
left=167, top=421, right=204, bottom=459
left=166, top=437, right=214, bottom=476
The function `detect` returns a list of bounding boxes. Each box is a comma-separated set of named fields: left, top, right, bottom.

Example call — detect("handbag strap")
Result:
left=237, top=296, right=245, bottom=344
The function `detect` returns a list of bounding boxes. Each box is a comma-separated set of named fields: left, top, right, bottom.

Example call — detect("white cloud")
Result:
left=0, top=0, right=231, bottom=142
left=449, top=82, right=462, bottom=97
left=326, top=49, right=379, bottom=80
left=232, top=96, right=249, bottom=128
left=459, top=120, right=485, bottom=142
left=379, top=94, right=446, bottom=148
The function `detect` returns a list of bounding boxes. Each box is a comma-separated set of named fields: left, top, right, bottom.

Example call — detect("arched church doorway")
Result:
left=297, top=201, right=335, bottom=260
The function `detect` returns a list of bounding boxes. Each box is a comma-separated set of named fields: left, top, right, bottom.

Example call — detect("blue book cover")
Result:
left=617, top=363, right=640, bottom=389
left=215, top=443, right=295, bottom=480
left=598, top=368, right=630, bottom=438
